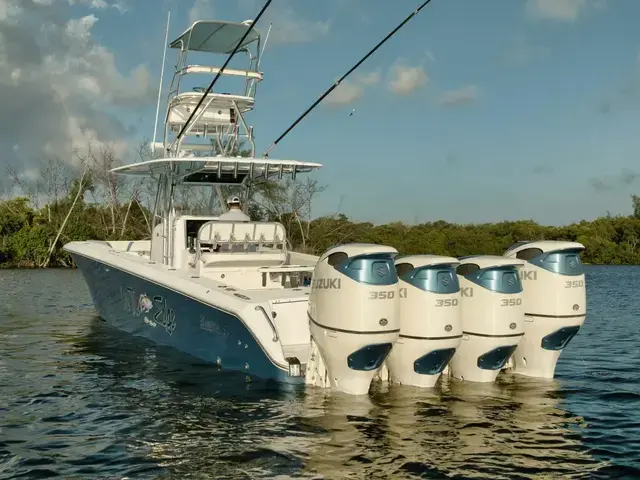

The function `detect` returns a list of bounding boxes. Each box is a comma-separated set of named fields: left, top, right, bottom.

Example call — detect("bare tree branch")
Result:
left=42, top=163, right=89, bottom=268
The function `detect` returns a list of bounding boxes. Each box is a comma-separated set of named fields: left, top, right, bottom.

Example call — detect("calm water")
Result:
left=1, top=267, right=639, bottom=479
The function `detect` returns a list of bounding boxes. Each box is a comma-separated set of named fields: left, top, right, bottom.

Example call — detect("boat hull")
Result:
left=70, top=252, right=301, bottom=386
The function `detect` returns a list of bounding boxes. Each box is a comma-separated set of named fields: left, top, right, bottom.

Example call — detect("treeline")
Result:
left=0, top=145, right=153, bottom=268
left=3, top=140, right=640, bottom=267
left=3, top=184, right=640, bottom=267
left=0, top=189, right=149, bottom=268
left=284, top=213, right=640, bottom=265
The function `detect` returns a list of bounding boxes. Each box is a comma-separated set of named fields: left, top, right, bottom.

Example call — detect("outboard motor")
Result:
left=306, top=244, right=400, bottom=395
left=503, top=241, right=587, bottom=378
left=385, top=255, right=462, bottom=388
left=448, top=256, right=525, bottom=383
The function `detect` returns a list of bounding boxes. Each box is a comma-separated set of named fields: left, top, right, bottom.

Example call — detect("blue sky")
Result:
left=15, top=0, right=640, bottom=226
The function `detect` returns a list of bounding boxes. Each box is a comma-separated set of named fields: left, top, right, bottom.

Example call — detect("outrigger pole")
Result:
left=170, top=0, right=273, bottom=150
left=263, top=0, right=436, bottom=157
left=152, top=10, right=171, bottom=156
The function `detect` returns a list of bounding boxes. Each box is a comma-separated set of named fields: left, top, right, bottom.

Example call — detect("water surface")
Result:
left=1, top=266, right=639, bottom=479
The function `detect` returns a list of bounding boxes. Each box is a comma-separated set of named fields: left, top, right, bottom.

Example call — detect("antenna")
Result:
left=263, top=0, right=436, bottom=157
left=152, top=10, right=171, bottom=157
left=169, top=0, right=273, bottom=150
left=257, top=22, right=273, bottom=70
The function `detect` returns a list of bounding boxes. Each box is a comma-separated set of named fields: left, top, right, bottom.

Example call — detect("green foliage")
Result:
left=292, top=214, right=640, bottom=264
left=0, top=177, right=152, bottom=267
left=0, top=197, right=33, bottom=237
left=3, top=173, right=640, bottom=266
left=0, top=197, right=34, bottom=262
left=9, top=223, right=56, bottom=267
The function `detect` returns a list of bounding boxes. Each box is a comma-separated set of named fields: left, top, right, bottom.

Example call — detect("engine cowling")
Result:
left=307, top=243, right=400, bottom=395
left=448, top=255, right=525, bottom=383
left=385, top=255, right=462, bottom=388
left=503, top=240, right=587, bottom=378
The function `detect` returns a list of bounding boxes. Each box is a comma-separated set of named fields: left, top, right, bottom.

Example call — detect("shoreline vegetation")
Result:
left=3, top=144, right=640, bottom=268
left=3, top=184, right=640, bottom=269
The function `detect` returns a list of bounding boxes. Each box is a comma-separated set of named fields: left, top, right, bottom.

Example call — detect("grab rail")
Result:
left=255, top=305, right=279, bottom=342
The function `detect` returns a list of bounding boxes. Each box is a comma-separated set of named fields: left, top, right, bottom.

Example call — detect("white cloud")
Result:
left=525, top=0, right=603, bottom=21
left=436, top=85, right=478, bottom=107
left=86, top=0, right=107, bottom=8
left=387, top=64, right=428, bottom=96
left=267, top=6, right=330, bottom=45
left=0, top=0, right=22, bottom=21
left=67, top=0, right=128, bottom=13
left=112, top=2, right=127, bottom=14
left=0, top=0, right=154, bottom=179
left=359, top=71, right=381, bottom=86
left=238, top=0, right=331, bottom=46
left=326, top=81, right=365, bottom=108
left=325, top=71, right=381, bottom=108
left=68, top=0, right=109, bottom=10
left=188, top=0, right=214, bottom=25
left=328, top=63, right=428, bottom=101
left=10, top=67, right=20, bottom=83
left=65, top=14, right=97, bottom=41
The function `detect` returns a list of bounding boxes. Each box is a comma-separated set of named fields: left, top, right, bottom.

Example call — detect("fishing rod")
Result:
left=171, top=0, right=273, bottom=148
left=263, top=0, right=435, bottom=157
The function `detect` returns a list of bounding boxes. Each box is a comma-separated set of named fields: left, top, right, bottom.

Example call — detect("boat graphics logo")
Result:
left=139, top=294, right=153, bottom=313
left=520, top=270, right=537, bottom=281
left=144, top=316, right=157, bottom=328
left=312, top=278, right=341, bottom=290
left=120, top=286, right=176, bottom=336
left=139, top=294, right=157, bottom=327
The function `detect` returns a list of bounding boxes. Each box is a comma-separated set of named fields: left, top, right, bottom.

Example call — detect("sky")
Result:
left=2, top=0, right=640, bottom=226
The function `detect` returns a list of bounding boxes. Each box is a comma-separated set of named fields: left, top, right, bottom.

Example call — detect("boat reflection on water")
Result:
left=72, top=320, right=317, bottom=478
left=70, top=319, right=607, bottom=479
left=292, top=377, right=606, bottom=479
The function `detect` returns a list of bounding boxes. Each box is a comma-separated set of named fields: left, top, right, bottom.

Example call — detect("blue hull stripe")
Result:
left=70, top=252, right=302, bottom=385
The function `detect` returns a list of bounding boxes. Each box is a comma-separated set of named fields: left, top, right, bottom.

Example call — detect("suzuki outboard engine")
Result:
left=448, top=256, right=525, bottom=383
left=306, top=244, right=400, bottom=395
left=503, top=240, right=587, bottom=378
left=385, top=255, right=462, bottom=388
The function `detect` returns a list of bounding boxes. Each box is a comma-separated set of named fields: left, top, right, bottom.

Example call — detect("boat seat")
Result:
left=180, top=65, right=263, bottom=82
left=196, top=220, right=287, bottom=267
